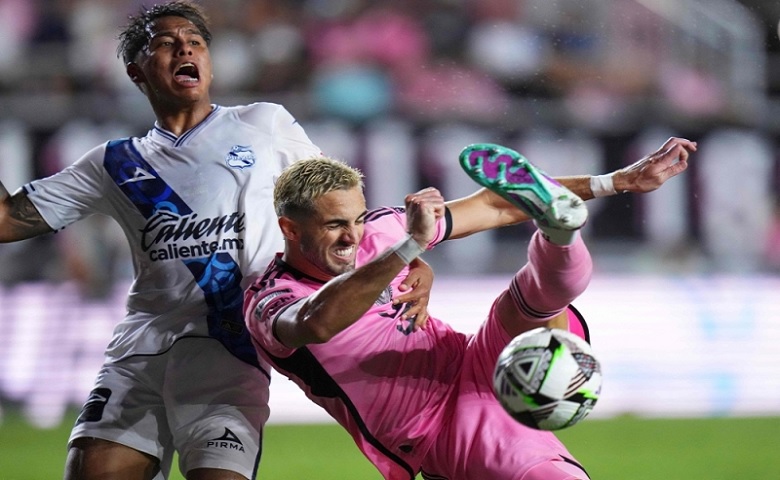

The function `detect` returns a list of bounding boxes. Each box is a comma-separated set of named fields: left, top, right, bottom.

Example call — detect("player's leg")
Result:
left=65, top=357, right=173, bottom=480
left=421, top=308, right=590, bottom=479
left=164, top=338, right=270, bottom=480
left=493, top=230, right=592, bottom=338
left=64, top=437, right=160, bottom=480
left=420, top=375, right=590, bottom=480
left=459, top=143, right=592, bottom=339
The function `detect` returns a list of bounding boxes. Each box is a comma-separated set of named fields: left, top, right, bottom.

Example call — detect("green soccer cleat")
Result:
left=459, top=143, right=587, bottom=230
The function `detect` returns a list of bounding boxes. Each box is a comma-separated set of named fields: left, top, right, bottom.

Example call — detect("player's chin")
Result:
left=327, top=257, right=355, bottom=275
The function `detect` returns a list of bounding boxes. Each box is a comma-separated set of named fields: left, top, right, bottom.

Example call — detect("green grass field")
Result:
left=1, top=411, right=778, bottom=479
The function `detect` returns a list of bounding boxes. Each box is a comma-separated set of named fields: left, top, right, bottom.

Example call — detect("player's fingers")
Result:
left=413, top=312, right=429, bottom=331
left=663, top=143, right=692, bottom=169
left=655, top=142, right=684, bottom=169
left=667, top=156, right=689, bottom=176
left=402, top=299, right=430, bottom=330
left=393, top=280, right=423, bottom=305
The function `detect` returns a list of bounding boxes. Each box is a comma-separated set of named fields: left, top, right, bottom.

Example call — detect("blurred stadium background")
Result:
left=1, top=0, right=780, bottom=478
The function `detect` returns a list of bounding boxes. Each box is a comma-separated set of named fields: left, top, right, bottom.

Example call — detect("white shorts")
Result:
left=69, top=337, right=271, bottom=479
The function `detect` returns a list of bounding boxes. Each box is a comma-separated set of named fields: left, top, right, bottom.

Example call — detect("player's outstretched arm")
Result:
left=555, top=136, right=697, bottom=199
left=613, top=136, right=696, bottom=194
left=0, top=181, right=53, bottom=242
left=445, top=137, right=697, bottom=239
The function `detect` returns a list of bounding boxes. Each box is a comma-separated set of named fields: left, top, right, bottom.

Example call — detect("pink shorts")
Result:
left=419, top=305, right=590, bottom=480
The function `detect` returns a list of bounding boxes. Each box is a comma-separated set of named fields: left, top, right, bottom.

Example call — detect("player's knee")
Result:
left=64, top=437, right=160, bottom=480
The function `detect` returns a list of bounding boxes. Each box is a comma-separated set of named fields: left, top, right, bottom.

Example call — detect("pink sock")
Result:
left=508, top=231, right=592, bottom=322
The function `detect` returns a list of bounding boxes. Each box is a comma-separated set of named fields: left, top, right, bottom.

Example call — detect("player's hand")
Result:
left=613, top=137, right=697, bottom=194
left=394, top=257, right=433, bottom=331
left=404, top=187, right=444, bottom=247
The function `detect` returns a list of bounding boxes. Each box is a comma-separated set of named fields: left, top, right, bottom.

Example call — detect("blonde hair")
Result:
left=274, top=156, right=364, bottom=218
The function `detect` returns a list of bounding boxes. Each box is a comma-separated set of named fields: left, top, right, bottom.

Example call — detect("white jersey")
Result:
left=25, top=102, right=320, bottom=367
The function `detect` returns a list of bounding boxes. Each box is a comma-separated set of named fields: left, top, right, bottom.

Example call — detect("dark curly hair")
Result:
left=117, top=1, right=212, bottom=64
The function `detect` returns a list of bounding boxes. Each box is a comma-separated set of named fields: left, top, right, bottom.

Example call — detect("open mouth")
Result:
left=333, top=245, right=355, bottom=260
left=174, top=62, right=200, bottom=84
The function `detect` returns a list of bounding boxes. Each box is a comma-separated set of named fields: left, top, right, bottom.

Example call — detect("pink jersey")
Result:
left=245, top=206, right=462, bottom=477
left=245, top=208, right=593, bottom=480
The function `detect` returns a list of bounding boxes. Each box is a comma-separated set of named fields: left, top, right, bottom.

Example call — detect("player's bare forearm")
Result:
left=0, top=183, right=53, bottom=242
left=556, top=176, right=595, bottom=201
left=446, top=188, right=529, bottom=239
left=285, top=249, right=410, bottom=347
left=447, top=179, right=589, bottom=239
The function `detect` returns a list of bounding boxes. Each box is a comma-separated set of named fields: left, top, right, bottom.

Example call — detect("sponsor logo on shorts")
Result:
left=76, top=387, right=112, bottom=423
left=207, top=427, right=245, bottom=452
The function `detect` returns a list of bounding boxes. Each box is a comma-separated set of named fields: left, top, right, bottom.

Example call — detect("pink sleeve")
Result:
left=380, top=206, right=450, bottom=248
left=245, top=280, right=309, bottom=358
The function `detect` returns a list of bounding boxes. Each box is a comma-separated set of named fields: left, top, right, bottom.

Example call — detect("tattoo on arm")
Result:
left=0, top=187, right=52, bottom=241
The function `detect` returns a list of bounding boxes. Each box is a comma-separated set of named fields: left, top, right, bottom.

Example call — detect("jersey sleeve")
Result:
left=372, top=206, right=451, bottom=248
left=24, top=144, right=108, bottom=231
left=245, top=279, right=310, bottom=358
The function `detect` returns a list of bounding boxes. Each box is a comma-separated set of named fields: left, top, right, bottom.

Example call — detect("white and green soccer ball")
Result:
left=493, top=327, right=602, bottom=431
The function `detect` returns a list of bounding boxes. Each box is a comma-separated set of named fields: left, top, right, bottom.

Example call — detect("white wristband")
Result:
left=393, top=234, right=426, bottom=265
left=590, top=174, right=617, bottom=198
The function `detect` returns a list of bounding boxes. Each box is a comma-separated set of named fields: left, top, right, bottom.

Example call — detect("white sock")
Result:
left=535, top=221, right=580, bottom=246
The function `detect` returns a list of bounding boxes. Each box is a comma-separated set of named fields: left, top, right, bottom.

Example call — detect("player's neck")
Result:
left=154, top=102, right=214, bottom=138
left=282, top=252, right=334, bottom=282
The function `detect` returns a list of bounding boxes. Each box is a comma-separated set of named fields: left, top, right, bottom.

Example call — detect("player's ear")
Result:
left=278, top=216, right=299, bottom=241
left=126, top=63, right=145, bottom=84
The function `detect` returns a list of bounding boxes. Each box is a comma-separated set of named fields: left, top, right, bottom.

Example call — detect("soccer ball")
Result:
left=493, top=327, right=602, bottom=431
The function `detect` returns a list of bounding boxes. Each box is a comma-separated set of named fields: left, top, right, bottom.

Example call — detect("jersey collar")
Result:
left=149, top=105, right=221, bottom=147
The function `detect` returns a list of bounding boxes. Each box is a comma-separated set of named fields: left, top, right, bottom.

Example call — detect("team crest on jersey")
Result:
left=225, top=145, right=256, bottom=169
left=375, top=286, right=392, bottom=305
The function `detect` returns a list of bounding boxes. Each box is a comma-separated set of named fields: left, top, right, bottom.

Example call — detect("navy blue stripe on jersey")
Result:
left=104, top=139, right=192, bottom=218
left=184, top=253, right=260, bottom=370
left=103, top=139, right=264, bottom=372
left=263, top=345, right=416, bottom=480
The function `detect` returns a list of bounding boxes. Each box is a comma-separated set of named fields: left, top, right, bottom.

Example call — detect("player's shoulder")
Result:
left=70, top=139, right=123, bottom=168
left=365, top=206, right=405, bottom=225
left=227, top=102, right=295, bottom=129
left=360, top=206, right=408, bottom=248
left=253, top=255, right=321, bottom=291
left=364, top=207, right=406, bottom=229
